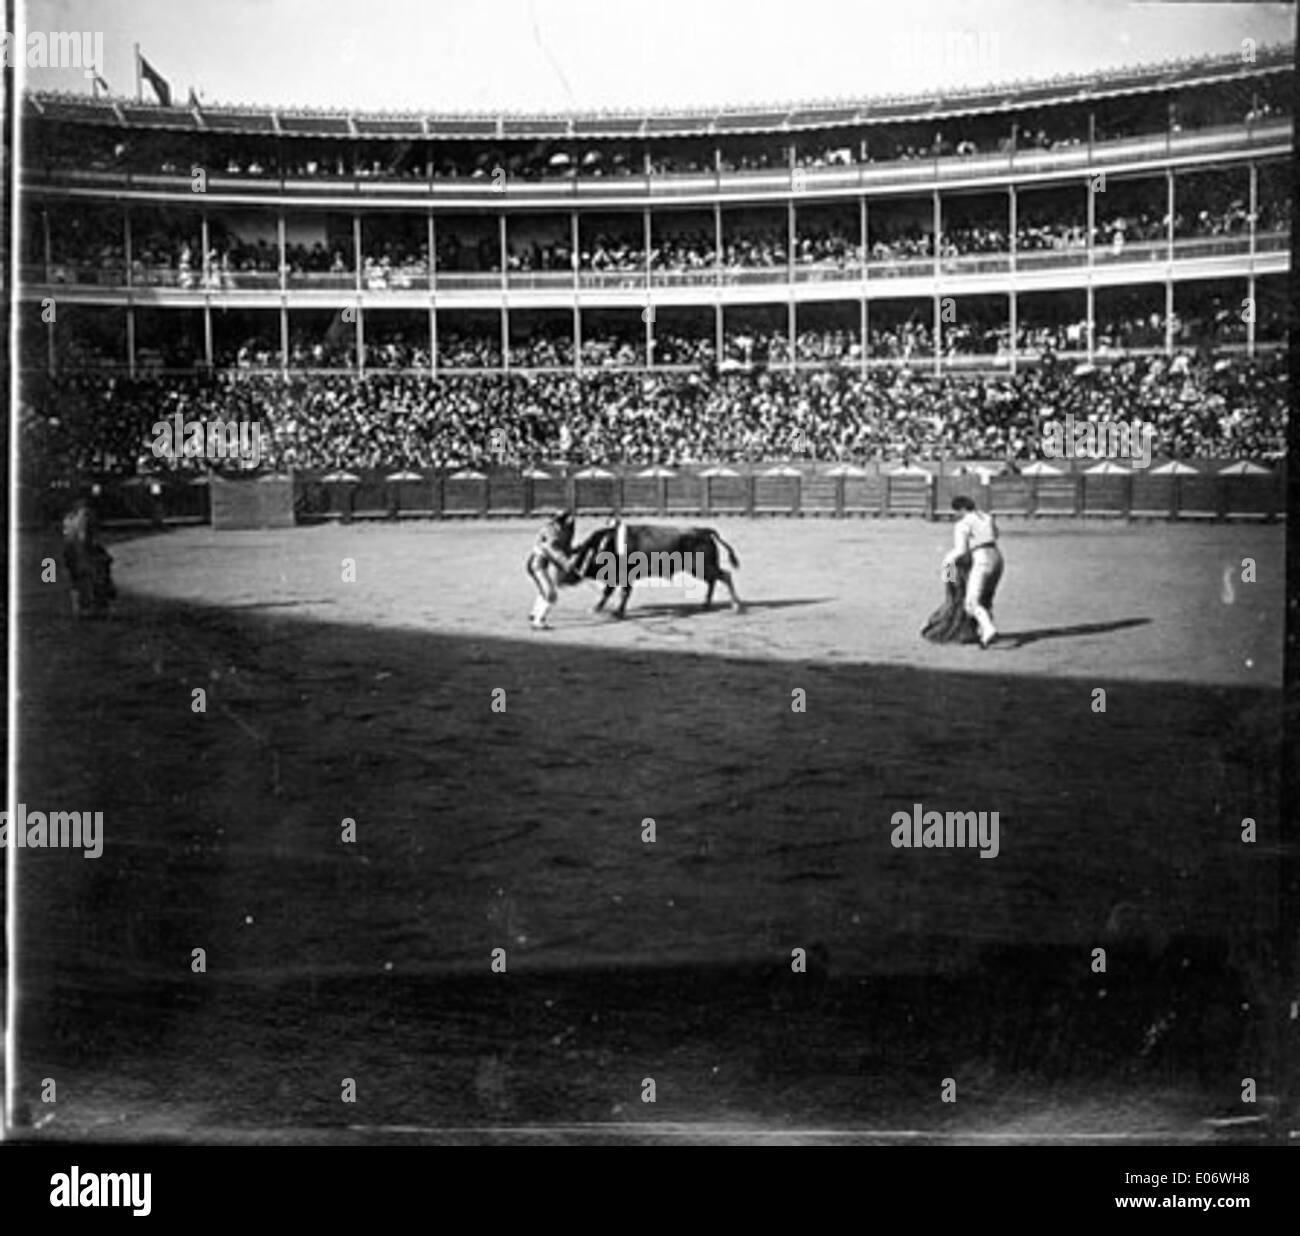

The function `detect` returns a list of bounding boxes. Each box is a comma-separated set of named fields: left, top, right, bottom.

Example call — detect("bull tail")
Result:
left=710, top=531, right=739, bottom=570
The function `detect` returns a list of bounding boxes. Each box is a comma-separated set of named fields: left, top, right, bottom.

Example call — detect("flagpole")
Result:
left=134, top=43, right=141, bottom=102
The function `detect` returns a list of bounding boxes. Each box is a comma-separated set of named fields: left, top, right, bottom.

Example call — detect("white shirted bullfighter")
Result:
left=942, top=495, right=1004, bottom=648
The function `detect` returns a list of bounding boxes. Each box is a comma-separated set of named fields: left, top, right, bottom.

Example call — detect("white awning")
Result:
left=1218, top=461, right=1271, bottom=476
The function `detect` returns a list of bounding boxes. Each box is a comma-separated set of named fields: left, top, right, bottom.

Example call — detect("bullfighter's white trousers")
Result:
left=528, top=553, right=558, bottom=627
left=964, top=547, right=1003, bottom=642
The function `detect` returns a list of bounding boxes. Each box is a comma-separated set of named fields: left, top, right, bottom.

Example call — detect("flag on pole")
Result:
left=91, top=74, right=110, bottom=97
left=137, top=51, right=172, bottom=106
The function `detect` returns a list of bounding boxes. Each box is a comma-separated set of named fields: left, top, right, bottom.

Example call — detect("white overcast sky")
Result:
left=20, top=0, right=1298, bottom=112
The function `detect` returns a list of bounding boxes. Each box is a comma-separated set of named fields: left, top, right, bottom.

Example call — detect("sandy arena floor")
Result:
left=9, top=516, right=1286, bottom=1141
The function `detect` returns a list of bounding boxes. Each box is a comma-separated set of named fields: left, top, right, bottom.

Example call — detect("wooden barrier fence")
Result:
left=24, top=464, right=1284, bottom=528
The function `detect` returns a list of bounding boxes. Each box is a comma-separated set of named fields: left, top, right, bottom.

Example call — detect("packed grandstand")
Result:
left=17, top=44, right=1292, bottom=476
left=20, top=355, right=1287, bottom=475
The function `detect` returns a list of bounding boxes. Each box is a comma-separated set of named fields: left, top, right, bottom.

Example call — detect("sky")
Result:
left=18, top=0, right=1299, bottom=113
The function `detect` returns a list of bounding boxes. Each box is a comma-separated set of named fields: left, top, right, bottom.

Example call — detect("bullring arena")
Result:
left=14, top=513, right=1284, bottom=1141
left=9, top=13, right=1294, bottom=1149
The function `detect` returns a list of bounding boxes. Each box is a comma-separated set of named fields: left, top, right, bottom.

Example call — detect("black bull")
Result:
left=566, top=523, right=743, bottom=617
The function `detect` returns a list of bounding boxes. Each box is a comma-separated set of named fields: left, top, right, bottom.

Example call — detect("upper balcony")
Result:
left=22, top=230, right=1290, bottom=300
left=21, top=116, right=1294, bottom=208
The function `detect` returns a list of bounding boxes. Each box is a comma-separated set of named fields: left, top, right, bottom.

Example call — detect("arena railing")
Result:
left=578, top=270, right=649, bottom=289
left=649, top=268, right=722, bottom=287
left=791, top=265, right=863, bottom=284
left=938, top=254, right=1013, bottom=275
left=360, top=268, right=431, bottom=291
left=285, top=271, right=361, bottom=290
left=1170, top=236, right=1252, bottom=260
left=24, top=334, right=1289, bottom=379
left=941, top=353, right=1007, bottom=369
left=571, top=178, right=656, bottom=201
left=130, top=267, right=200, bottom=288
left=998, top=146, right=1091, bottom=174
left=865, top=256, right=934, bottom=278
left=792, top=356, right=862, bottom=368
left=1256, top=232, right=1290, bottom=254
left=720, top=267, right=789, bottom=286
left=505, top=271, right=576, bottom=289
left=935, top=151, right=1018, bottom=180
left=44, top=261, right=127, bottom=286
left=1014, top=248, right=1090, bottom=270
left=204, top=270, right=282, bottom=290
left=434, top=272, right=503, bottom=290
left=46, top=460, right=1284, bottom=531
left=34, top=228, right=1281, bottom=293
left=1091, top=239, right=1168, bottom=266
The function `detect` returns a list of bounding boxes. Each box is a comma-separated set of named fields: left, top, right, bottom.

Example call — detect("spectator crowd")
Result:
left=23, top=351, right=1286, bottom=480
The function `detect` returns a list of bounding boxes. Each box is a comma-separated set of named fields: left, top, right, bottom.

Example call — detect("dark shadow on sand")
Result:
left=998, top=617, right=1152, bottom=648
left=13, top=536, right=1284, bottom=1139
left=607, top=597, right=832, bottom=620
left=224, top=598, right=339, bottom=611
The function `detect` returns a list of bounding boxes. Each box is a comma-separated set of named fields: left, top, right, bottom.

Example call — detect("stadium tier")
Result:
left=17, top=47, right=1292, bottom=472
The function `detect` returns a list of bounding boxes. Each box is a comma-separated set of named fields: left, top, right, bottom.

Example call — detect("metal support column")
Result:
left=278, top=212, right=287, bottom=292
left=933, top=188, right=942, bottom=375
left=123, top=206, right=132, bottom=289
left=1246, top=273, right=1256, bottom=358
left=1086, top=283, right=1094, bottom=364
left=860, top=196, right=868, bottom=377
left=1008, top=184, right=1017, bottom=374
left=644, top=206, right=653, bottom=367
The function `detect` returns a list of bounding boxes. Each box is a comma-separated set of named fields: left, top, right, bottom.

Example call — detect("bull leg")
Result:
left=533, top=572, right=560, bottom=629
left=594, top=586, right=614, bottom=613
left=719, top=569, right=744, bottom=612
left=527, top=562, right=546, bottom=624
left=615, top=586, right=632, bottom=618
left=700, top=545, right=718, bottom=609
